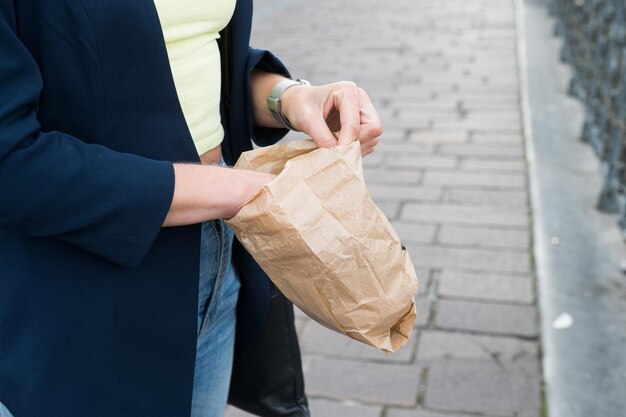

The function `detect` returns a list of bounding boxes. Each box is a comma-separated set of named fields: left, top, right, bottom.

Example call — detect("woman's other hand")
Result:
left=280, top=81, right=382, bottom=156
left=163, top=165, right=275, bottom=226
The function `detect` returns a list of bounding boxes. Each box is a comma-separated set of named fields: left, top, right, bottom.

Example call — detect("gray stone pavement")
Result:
left=228, top=0, right=542, bottom=416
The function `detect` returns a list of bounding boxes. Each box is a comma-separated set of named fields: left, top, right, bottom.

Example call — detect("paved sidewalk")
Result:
left=229, top=0, right=542, bottom=416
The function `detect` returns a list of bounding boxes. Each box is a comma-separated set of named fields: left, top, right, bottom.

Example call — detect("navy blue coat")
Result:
left=0, top=1, right=289, bottom=416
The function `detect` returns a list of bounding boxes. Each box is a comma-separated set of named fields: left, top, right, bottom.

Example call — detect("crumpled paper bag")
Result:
left=225, top=140, right=419, bottom=353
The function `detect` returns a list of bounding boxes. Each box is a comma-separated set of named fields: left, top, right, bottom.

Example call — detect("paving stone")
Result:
left=438, top=270, right=534, bottom=303
left=295, top=316, right=310, bottom=337
left=363, top=152, right=386, bottom=168
left=386, top=118, right=432, bottom=130
left=424, top=358, right=541, bottom=417
left=397, top=111, right=465, bottom=123
left=423, top=171, right=526, bottom=188
left=438, top=225, right=530, bottom=249
left=391, top=101, right=457, bottom=112
left=378, top=107, right=399, bottom=124
left=415, top=297, right=432, bottom=328
left=414, top=268, right=431, bottom=296
left=407, top=246, right=530, bottom=273
left=379, top=127, right=408, bottom=141
left=471, top=133, right=522, bottom=145
left=462, top=99, right=519, bottom=109
left=281, top=131, right=312, bottom=143
left=308, top=399, right=382, bottom=417
left=465, top=109, right=521, bottom=119
left=294, top=306, right=308, bottom=320
left=364, top=168, right=423, bottom=185
left=386, top=85, right=442, bottom=99
left=463, top=108, right=521, bottom=119
left=378, top=201, right=401, bottom=220
left=439, top=144, right=524, bottom=158
left=454, top=85, right=519, bottom=98
left=377, top=142, right=435, bottom=154
left=401, top=203, right=528, bottom=228
left=432, top=119, right=522, bottom=131
left=387, top=408, right=479, bottom=417
left=225, top=406, right=255, bottom=417
left=459, top=158, right=526, bottom=172
left=417, top=330, right=538, bottom=361
left=370, top=185, right=443, bottom=202
left=406, top=97, right=458, bottom=109
left=300, top=321, right=418, bottom=363
left=386, top=154, right=458, bottom=170
left=470, top=128, right=522, bottom=136
left=408, top=131, right=469, bottom=144
left=467, top=78, right=518, bottom=88
left=391, top=222, right=437, bottom=244
left=376, top=91, right=433, bottom=102
left=435, top=299, right=538, bottom=337
left=304, top=356, right=422, bottom=406
left=451, top=98, right=520, bottom=110
left=445, top=188, right=528, bottom=205
left=397, top=105, right=459, bottom=115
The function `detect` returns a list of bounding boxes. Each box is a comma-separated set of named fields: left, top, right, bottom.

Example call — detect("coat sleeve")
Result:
left=0, top=3, right=174, bottom=268
left=244, top=47, right=293, bottom=146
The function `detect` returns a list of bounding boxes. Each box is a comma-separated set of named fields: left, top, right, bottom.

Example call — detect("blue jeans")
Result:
left=191, top=220, right=240, bottom=417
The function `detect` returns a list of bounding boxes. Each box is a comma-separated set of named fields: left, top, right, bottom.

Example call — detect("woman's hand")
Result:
left=250, top=70, right=382, bottom=156
left=280, top=81, right=383, bottom=156
left=163, top=165, right=275, bottom=226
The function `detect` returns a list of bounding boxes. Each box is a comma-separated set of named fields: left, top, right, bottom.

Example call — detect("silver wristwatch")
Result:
left=266, top=79, right=311, bottom=131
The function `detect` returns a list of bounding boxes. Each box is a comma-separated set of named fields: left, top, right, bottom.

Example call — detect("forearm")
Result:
left=163, top=163, right=274, bottom=226
left=251, top=69, right=291, bottom=128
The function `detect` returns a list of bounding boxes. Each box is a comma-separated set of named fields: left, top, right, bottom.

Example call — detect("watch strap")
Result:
left=266, top=79, right=310, bottom=131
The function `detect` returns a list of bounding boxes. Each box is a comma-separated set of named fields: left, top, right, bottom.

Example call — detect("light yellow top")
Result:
left=153, top=0, right=236, bottom=156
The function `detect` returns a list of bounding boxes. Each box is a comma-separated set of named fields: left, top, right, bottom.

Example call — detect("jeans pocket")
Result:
left=0, top=401, right=15, bottom=417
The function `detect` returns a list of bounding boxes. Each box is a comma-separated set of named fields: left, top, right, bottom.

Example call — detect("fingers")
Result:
left=306, top=112, right=338, bottom=148
left=284, top=81, right=382, bottom=153
left=357, top=88, right=383, bottom=139
left=334, top=82, right=361, bottom=146
left=360, top=136, right=379, bottom=156
left=356, top=88, right=383, bottom=156
left=358, top=88, right=377, bottom=119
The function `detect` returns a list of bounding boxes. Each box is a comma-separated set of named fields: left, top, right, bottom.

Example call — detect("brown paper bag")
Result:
left=226, top=140, right=419, bottom=353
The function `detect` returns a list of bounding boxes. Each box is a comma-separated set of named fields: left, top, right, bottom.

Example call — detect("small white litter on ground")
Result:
left=552, top=312, right=573, bottom=330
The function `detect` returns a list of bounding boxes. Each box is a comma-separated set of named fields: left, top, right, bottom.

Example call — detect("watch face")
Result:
left=266, top=96, right=280, bottom=112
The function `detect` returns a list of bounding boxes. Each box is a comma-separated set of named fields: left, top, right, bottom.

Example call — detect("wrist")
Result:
left=229, top=170, right=275, bottom=217
left=266, top=79, right=311, bottom=131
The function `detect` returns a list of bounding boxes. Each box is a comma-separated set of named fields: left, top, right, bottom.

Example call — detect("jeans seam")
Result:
left=198, top=222, right=220, bottom=335
left=199, top=220, right=229, bottom=335
left=212, top=221, right=232, bottom=319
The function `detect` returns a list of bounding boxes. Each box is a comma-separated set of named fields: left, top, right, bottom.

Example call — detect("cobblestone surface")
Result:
left=227, top=0, right=542, bottom=416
